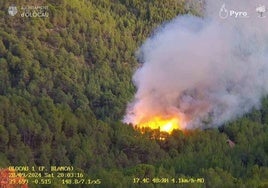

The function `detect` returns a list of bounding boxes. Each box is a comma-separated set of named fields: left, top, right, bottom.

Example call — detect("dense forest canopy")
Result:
left=0, top=0, right=268, bottom=187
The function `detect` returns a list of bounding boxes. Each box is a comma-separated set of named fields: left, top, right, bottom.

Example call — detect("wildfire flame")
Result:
left=137, top=115, right=183, bottom=134
left=0, top=168, right=28, bottom=188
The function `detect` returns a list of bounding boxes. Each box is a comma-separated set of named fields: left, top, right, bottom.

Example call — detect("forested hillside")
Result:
left=0, top=0, right=268, bottom=187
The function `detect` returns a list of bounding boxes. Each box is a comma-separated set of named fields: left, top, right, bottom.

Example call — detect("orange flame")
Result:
left=137, top=115, right=183, bottom=134
left=0, top=168, right=28, bottom=188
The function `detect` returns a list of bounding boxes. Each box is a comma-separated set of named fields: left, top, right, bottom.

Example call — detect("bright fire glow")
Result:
left=137, top=116, right=182, bottom=134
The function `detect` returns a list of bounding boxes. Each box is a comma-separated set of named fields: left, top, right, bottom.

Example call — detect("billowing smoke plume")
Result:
left=124, top=0, right=268, bottom=129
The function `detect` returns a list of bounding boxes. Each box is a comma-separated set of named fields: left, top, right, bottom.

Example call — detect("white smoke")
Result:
left=124, top=0, right=268, bottom=129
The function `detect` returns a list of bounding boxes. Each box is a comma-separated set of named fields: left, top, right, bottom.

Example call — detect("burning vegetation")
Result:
left=124, top=0, right=268, bottom=130
left=0, top=168, right=28, bottom=188
left=132, top=114, right=188, bottom=140
left=136, top=115, right=183, bottom=134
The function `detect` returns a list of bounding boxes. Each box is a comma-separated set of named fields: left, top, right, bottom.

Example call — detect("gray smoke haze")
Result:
left=124, top=0, right=268, bottom=129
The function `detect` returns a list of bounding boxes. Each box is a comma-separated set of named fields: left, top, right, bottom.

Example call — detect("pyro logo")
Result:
left=219, top=4, right=228, bottom=19
left=219, top=4, right=249, bottom=19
